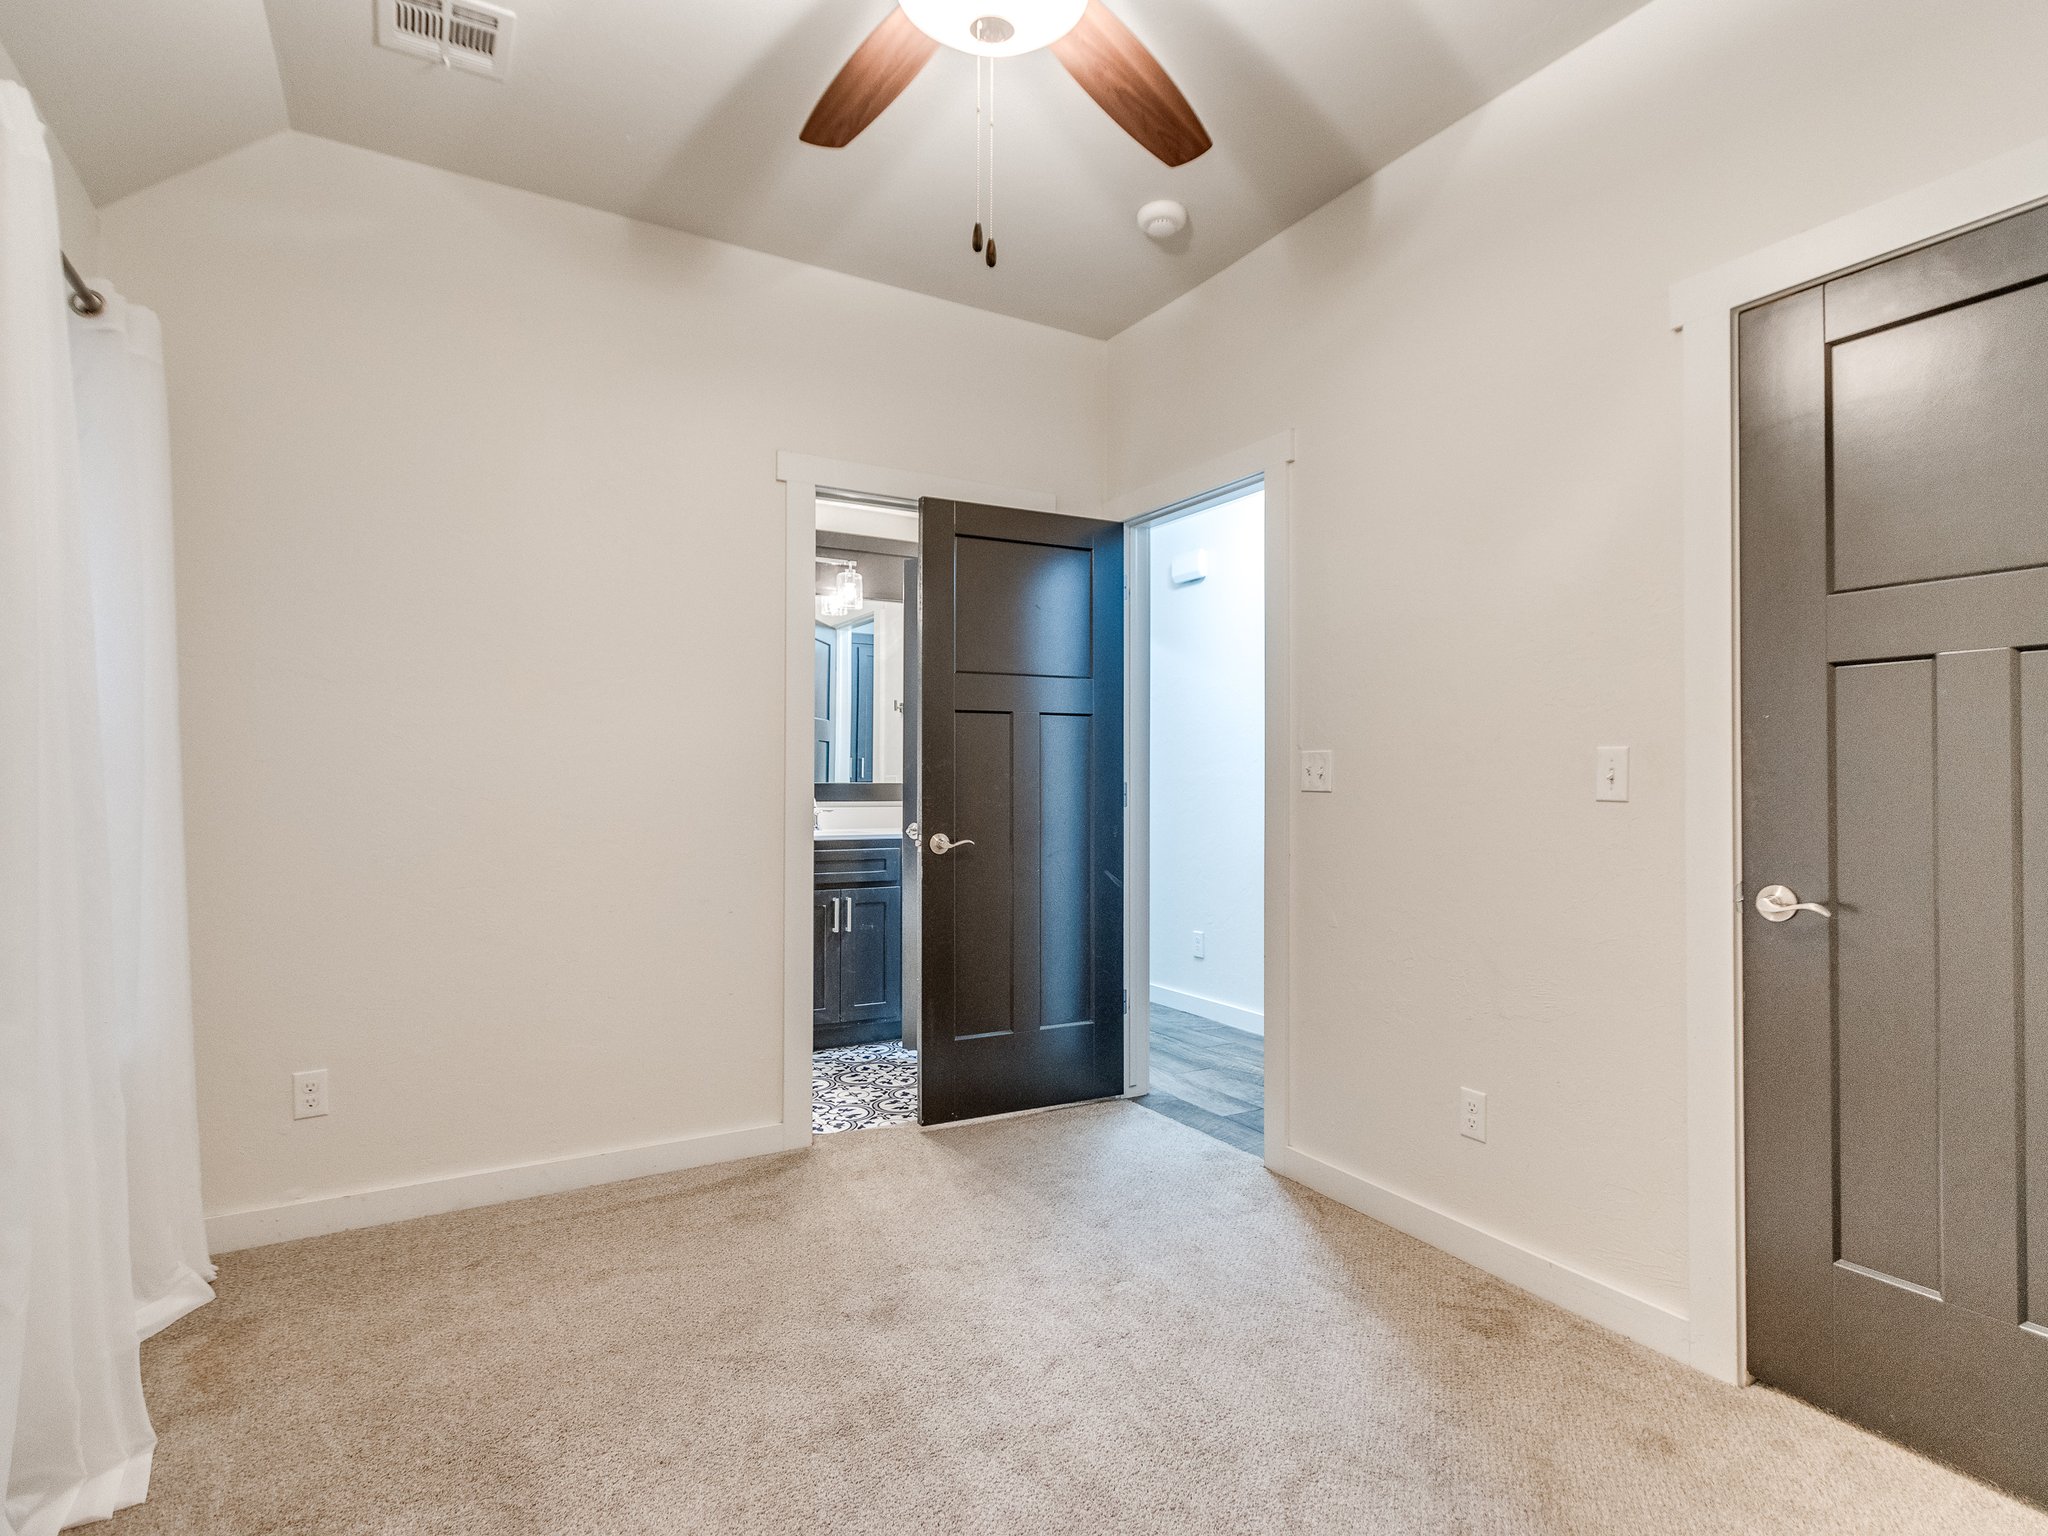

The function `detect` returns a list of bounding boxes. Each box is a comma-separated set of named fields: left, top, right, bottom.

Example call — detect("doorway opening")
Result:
left=811, top=490, right=919, bottom=1134
left=782, top=447, right=1286, bottom=1150
left=1131, top=478, right=1265, bottom=1154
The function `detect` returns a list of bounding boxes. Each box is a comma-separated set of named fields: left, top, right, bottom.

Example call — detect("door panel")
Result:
left=919, top=499, right=1123, bottom=1124
left=948, top=709, right=1015, bottom=1040
left=1933, top=646, right=2024, bottom=1324
left=1831, top=280, right=2048, bottom=590
left=952, top=535, right=1095, bottom=678
left=1741, top=198, right=2048, bottom=1502
left=1038, top=712, right=1094, bottom=1029
left=1831, top=660, right=1938, bottom=1293
left=2026, top=652, right=2048, bottom=1329
left=1824, top=200, right=2048, bottom=340
left=813, top=887, right=839, bottom=1027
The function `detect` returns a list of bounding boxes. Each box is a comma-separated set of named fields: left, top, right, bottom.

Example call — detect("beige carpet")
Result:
left=110, top=1101, right=2046, bottom=1534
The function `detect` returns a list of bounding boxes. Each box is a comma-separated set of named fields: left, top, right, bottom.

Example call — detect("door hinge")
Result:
left=1123, top=988, right=1129, bottom=1014
left=1123, top=782, right=1129, bottom=809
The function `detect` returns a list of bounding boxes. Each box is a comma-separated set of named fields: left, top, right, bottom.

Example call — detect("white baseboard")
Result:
left=204, top=1122, right=790, bottom=1254
left=1270, top=1144, right=1690, bottom=1364
left=1149, top=982, right=1263, bottom=1035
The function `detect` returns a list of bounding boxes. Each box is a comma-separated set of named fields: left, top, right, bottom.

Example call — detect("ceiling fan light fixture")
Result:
left=901, top=0, right=1087, bottom=57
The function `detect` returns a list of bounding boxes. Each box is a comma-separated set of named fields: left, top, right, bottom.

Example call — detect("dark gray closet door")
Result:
left=918, top=499, right=1124, bottom=1124
left=1741, top=199, right=2048, bottom=1503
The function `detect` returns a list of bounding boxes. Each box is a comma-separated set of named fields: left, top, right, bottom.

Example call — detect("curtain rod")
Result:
left=60, top=251, right=104, bottom=316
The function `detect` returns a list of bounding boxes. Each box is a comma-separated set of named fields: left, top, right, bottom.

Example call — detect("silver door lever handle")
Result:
left=928, top=833, right=975, bottom=855
left=1756, top=884, right=1831, bottom=922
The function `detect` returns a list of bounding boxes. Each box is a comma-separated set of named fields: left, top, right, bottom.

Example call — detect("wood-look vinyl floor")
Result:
left=1135, top=1003, right=1264, bottom=1155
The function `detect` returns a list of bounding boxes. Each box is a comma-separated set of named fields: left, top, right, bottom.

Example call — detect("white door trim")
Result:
left=1110, top=431, right=1296, bottom=1166
left=1670, top=135, right=2048, bottom=1384
left=775, top=453, right=1056, bottom=1149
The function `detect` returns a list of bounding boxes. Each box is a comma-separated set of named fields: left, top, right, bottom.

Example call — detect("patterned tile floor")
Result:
left=812, top=1041, right=918, bottom=1134
left=810, top=1008, right=1262, bottom=1149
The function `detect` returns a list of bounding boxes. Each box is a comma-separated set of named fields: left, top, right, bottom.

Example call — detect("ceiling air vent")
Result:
left=376, top=0, right=515, bottom=81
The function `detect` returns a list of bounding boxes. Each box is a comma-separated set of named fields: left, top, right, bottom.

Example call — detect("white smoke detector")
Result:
left=1138, top=199, right=1187, bottom=240
left=377, top=0, right=516, bottom=80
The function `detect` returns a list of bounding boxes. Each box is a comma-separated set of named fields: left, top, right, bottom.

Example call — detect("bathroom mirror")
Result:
left=814, top=543, right=913, bottom=802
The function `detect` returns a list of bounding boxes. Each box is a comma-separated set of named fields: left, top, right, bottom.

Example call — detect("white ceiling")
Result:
left=0, top=0, right=284, bottom=202
left=0, top=0, right=1651, bottom=337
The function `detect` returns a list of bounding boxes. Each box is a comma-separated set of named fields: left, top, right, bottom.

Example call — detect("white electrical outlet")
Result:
left=1458, top=1087, right=1487, bottom=1142
left=1193, top=929, right=1206, bottom=959
left=293, top=1069, right=329, bottom=1120
left=1299, top=749, right=1334, bottom=793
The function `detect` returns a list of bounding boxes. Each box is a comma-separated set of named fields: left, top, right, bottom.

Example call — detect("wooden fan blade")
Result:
left=1050, top=0, right=1211, bottom=167
left=800, top=7, right=940, bottom=148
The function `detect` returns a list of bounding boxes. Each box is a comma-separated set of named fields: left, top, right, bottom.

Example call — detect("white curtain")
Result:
left=1, top=80, right=213, bottom=1536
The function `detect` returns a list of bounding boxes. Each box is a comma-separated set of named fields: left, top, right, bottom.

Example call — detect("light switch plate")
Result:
left=1300, top=749, right=1334, bottom=793
left=1595, top=745, right=1630, bottom=802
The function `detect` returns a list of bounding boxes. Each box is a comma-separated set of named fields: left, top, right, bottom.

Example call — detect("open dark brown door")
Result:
left=1741, top=200, right=2048, bottom=1502
left=917, top=499, right=1124, bottom=1124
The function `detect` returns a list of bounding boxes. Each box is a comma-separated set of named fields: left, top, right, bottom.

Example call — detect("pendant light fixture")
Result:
left=817, top=558, right=865, bottom=619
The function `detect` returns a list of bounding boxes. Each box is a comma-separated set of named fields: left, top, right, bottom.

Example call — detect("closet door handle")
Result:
left=831, top=895, right=841, bottom=933
left=1755, top=884, right=1831, bottom=922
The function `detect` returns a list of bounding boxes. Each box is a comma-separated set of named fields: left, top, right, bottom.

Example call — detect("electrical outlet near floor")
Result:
left=1193, top=929, right=1205, bottom=959
left=293, top=1069, right=329, bottom=1120
left=1458, top=1088, right=1487, bottom=1142
left=1299, top=749, right=1334, bottom=793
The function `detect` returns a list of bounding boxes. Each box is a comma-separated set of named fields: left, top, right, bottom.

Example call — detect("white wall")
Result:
left=70, top=0, right=2048, bottom=1348
left=98, top=131, right=1105, bottom=1226
left=1109, top=0, right=2048, bottom=1324
left=1148, top=491, right=1264, bottom=1032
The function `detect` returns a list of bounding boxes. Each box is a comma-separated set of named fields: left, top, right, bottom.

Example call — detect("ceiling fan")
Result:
left=800, top=0, right=1210, bottom=266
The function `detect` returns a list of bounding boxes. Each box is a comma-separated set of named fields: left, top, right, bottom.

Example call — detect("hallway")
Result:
left=1136, top=1003, right=1264, bottom=1155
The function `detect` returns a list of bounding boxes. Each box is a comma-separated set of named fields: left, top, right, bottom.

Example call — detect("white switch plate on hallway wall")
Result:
left=1299, top=749, right=1334, bottom=792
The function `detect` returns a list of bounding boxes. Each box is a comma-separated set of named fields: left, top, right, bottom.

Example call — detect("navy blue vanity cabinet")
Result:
left=813, top=837, right=903, bottom=1049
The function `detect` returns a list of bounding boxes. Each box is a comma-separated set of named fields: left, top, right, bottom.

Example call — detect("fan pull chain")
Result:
left=972, top=55, right=985, bottom=254
left=985, top=58, right=997, bottom=268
